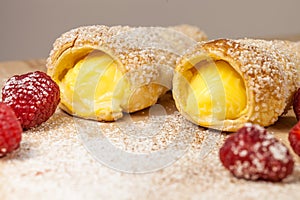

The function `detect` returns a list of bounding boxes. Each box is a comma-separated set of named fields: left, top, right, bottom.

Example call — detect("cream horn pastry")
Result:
left=173, top=38, right=300, bottom=132
left=47, top=25, right=206, bottom=121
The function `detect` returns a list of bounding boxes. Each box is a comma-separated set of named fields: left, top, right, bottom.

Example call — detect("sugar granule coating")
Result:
left=47, top=25, right=203, bottom=89
left=219, top=123, right=294, bottom=182
left=2, top=71, right=60, bottom=129
left=0, top=102, right=22, bottom=157
left=46, top=25, right=206, bottom=71
left=289, top=121, right=300, bottom=157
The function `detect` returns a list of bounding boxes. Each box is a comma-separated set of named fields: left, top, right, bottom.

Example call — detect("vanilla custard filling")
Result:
left=184, top=60, right=246, bottom=123
left=59, top=51, right=130, bottom=120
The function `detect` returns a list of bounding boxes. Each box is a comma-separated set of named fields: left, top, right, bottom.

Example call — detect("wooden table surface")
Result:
left=0, top=44, right=300, bottom=199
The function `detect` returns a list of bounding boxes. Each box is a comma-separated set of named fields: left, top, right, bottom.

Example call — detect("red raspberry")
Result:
left=0, top=102, right=22, bottom=157
left=2, top=71, right=60, bottom=129
left=293, top=88, right=300, bottom=121
left=289, top=121, right=300, bottom=157
left=219, top=123, right=294, bottom=182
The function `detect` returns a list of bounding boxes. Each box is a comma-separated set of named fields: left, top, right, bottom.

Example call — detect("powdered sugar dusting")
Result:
left=0, top=100, right=299, bottom=199
left=269, top=142, right=288, bottom=163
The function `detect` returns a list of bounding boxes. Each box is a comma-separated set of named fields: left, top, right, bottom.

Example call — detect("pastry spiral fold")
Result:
left=46, top=25, right=206, bottom=121
left=173, top=38, right=300, bottom=131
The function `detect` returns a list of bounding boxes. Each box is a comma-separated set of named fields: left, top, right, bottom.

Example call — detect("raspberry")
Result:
left=293, top=88, right=300, bottom=121
left=289, top=121, right=300, bottom=157
left=0, top=102, right=22, bottom=157
left=219, top=123, right=294, bottom=182
left=2, top=71, right=60, bottom=129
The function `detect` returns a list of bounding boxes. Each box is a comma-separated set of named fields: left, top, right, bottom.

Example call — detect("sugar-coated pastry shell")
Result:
left=47, top=25, right=206, bottom=121
left=173, top=38, right=300, bottom=131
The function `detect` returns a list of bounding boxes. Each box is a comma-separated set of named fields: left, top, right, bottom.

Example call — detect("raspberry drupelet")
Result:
left=219, top=123, right=294, bottom=182
left=2, top=71, right=60, bottom=129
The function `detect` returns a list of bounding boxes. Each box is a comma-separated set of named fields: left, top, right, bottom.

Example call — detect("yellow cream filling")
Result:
left=59, top=51, right=129, bottom=120
left=185, top=60, right=246, bottom=122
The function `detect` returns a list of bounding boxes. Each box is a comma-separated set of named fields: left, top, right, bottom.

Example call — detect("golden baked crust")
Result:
left=173, top=38, right=300, bottom=131
left=46, top=25, right=206, bottom=121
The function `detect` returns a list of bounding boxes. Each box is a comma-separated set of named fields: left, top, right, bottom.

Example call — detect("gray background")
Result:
left=1, top=0, right=300, bottom=61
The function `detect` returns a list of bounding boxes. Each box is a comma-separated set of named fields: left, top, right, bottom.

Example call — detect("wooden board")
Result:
left=0, top=60, right=299, bottom=200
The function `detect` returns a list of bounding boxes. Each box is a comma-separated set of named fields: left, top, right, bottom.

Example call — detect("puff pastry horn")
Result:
left=46, top=25, right=206, bottom=121
left=173, top=38, right=300, bottom=131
